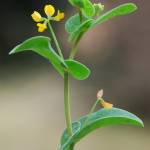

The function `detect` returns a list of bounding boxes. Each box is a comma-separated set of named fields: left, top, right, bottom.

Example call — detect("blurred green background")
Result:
left=0, top=0, right=149, bottom=150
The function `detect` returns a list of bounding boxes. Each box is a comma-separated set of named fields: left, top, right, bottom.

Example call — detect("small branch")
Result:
left=47, top=22, right=64, bottom=59
left=82, top=99, right=101, bottom=127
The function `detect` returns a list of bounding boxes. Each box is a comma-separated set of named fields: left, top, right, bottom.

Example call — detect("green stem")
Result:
left=47, top=22, right=64, bottom=59
left=89, top=99, right=101, bottom=116
left=64, top=71, right=73, bottom=136
left=69, top=10, right=83, bottom=59
left=69, top=44, right=78, bottom=59
left=82, top=99, right=101, bottom=127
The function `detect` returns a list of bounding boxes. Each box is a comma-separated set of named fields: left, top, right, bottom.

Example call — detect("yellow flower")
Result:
left=101, top=100, right=113, bottom=109
left=37, top=23, right=47, bottom=32
left=31, top=4, right=65, bottom=32
left=54, top=10, right=65, bottom=21
left=31, top=11, right=42, bottom=22
left=44, top=5, right=55, bottom=17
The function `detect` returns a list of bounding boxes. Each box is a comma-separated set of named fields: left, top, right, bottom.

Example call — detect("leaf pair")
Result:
left=60, top=108, right=144, bottom=150
left=9, top=36, right=90, bottom=80
left=66, top=3, right=137, bottom=45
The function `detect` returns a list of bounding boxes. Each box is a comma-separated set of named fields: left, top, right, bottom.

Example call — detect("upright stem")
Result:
left=47, top=22, right=64, bottom=59
left=69, top=44, right=78, bottom=59
left=64, top=71, right=73, bottom=136
left=69, top=10, right=83, bottom=59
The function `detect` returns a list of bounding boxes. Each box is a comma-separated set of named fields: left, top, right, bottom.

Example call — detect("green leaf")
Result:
left=65, top=14, right=87, bottom=33
left=9, top=37, right=90, bottom=80
left=60, top=108, right=144, bottom=150
left=65, top=59, right=91, bottom=80
left=9, top=36, right=66, bottom=76
left=69, top=19, right=93, bottom=45
left=81, top=0, right=95, bottom=17
left=68, top=0, right=84, bottom=8
left=92, top=3, right=137, bottom=28
left=68, top=0, right=95, bottom=17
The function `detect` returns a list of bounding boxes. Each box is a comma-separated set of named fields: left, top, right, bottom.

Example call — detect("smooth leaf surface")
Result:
left=9, top=38, right=91, bottom=80
left=68, top=0, right=84, bottom=8
left=65, top=59, right=91, bottom=80
left=65, top=14, right=87, bottom=33
left=9, top=36, right=66, bottom=76
left=92, top=3, right=137, bottom=28
left=81, top=0, right=95, bottom=17
left=60, top=108, right=143, bottom=150
left=69, top=19, right=93, bottom=45
left=68, top=0, right=95, bottom=17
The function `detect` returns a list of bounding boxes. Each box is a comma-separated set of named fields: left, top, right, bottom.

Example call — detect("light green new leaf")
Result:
left=92, top=3, right=137, bottom=28
left=65, top=59, right=91, bottom=80
left=81, top=0, right=95, bottom=17
left=69, top=19, right=93, bottom=45
left=68, top=0, right=95, bottom=17
left=9, top=36, right=66, bottom=76
left=60, top=108, right=144, bottom=150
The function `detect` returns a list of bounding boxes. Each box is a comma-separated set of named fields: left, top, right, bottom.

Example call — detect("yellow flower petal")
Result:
left=31, top=11, right=42, bottom=22
left=44, top=4, right=55, bottom=17
left=54, top=10, right=65, bottom=21
left=37, top=23, right=47, bottom=32
left=101, top=101, right=113, bottom=109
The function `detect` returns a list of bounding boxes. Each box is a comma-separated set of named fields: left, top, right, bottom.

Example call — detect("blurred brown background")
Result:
left=0, top=0, right=149, bottom=150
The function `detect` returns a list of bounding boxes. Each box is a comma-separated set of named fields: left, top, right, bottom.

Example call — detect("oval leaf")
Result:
left=92, top=3, right=137, bottom=28
left=65, top=59, right=91, bottom=80
left=60, top=108, right=144, bottom=150
left=9, top=36, right=66, bottom=76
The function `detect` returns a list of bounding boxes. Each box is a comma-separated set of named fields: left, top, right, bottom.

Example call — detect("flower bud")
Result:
left=97, top=89, right=104, bottom=99
left=54, top=10, right=65, bottom=21
left=31, top=11, right=42, bottom=22
left=94, top=3, right=104, bottom=16
left=37, top=23, right=47, bottom=32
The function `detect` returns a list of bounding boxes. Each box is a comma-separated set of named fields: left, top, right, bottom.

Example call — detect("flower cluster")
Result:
left=31, top=4, right=65, bottom=32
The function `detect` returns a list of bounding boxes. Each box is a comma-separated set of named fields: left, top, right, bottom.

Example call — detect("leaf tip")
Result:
left=9, top=50, right=14, bottom=55
left=139, top=119, right=144, bottom=128
left=127, top=3, right=138, bottom=12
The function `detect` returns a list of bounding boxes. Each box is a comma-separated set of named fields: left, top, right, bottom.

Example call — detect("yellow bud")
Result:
left=37, top=23, right=47, bottom=32
left=101, top=101, right=113, bottom=109
left=44, top=5, right=55, bottom=17
left=54, top=10, right=65, bottom=21
left=31, top=11, right=42, bottom=22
